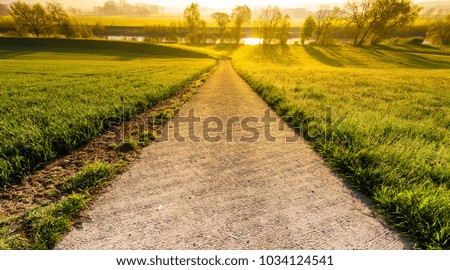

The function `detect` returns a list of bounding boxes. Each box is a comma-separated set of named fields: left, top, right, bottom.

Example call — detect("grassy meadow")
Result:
left=228, top=44, right=450, bottom=249
left=1, top=36, right=449, bottom=250
left=75, top=15, right=189, bottom=26
left=0, top=37, right=215, bottom=187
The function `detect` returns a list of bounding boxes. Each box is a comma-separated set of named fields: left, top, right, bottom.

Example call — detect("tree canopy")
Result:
left=231, top=5, right=251, bottom=44
left=426, top=14, right=450, bottom=44
left=345, top=0, right=422, bottom=45
left=9, top=2, right=49, bottom=37
left=9, top=1, right=92, bottom=38
left=256, top=6, right=291, bottom=45
left=183, top=3, right=207, bottom=43
left=212, top=12, right=230, bottom=42
left=300, top=15, right=317, bottom=45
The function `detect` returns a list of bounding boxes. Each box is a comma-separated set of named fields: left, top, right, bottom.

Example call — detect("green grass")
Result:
left=115, top=140, right=139, bottom=152
left=1, top=161, right=117, bottom=250
left=74, top=15, right=185, bottom=27
left=231, top=44, right=450, bottom=249
left=23, top=193, right=90, bottom=250
left=59, top=162, right=115, bottom=194
left=0, top=37, right=215, bottom=186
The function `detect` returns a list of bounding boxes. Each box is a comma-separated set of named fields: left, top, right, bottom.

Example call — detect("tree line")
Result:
left=300, top=0, right=421, bottom=45
left=2, top=1, right=449, bottom=45
left=6, top=1, right=98, bottom=38
left=93, top=0, right=164, bottom=16
left=299, top=0, right=448, bottom=45
left=183, top=4, right=293, bottom=45
left=182, top=3, right=253, bottom=44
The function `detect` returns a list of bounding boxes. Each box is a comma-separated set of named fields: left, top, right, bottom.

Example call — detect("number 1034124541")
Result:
left=259, top=255, right=333, bottom=266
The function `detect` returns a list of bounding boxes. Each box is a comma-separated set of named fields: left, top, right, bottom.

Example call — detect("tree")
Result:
left=36, top=3, right=53, bottom=36
left=94, top=1, right=163, bottom=16
left=9, top=2, right=50, bottom=37
left=345, top=0, right=372, bottom=46
left=371, top=0, right=422, bottom=44
left=223, top=28, right=233, bottom=43
left=68, top=7, right=81, bottom=15
left=231, top=5, right=251, bottom=44
left=103, top=0, right=118, bottom=15
left=300, top=16, right=316, bottom=45
left=93, top=21, right=107, bottom=38
left=426, top=14, right=450, bottom=44
left=211, top=12, right=230, bottom=42
left=314, top=6, right=340, bottom=45
left=345, top=0, right=422, bottom=45
left=118, top=0, right=129, bottom=13
left=279, top=15, right=291, bottom=45
left=183, top=3, right=204, bottom=43
left=71, top=20, right=93, bottom=38
left=47, top=1, right=72, bottom=38
left=257, top=6, right=282, bottom=45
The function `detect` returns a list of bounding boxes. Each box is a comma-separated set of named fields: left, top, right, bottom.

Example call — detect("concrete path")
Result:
left=58, top=61, right=407, bottom=249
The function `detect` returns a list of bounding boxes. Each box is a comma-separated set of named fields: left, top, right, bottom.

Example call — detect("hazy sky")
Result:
left=1, top=0, right=448, bottom=10
left=134, top=0, right=346, bottom=9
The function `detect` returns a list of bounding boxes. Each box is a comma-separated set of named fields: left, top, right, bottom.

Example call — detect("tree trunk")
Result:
left=357, top=23, right=373, bottom=46
left=314, top=26, right=322, bottom=45
left=353, top=27, right=361, bottom=46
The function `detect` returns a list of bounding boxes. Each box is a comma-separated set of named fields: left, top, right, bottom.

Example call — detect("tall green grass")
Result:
left=0, top=38, right=215, bottom=186
left=232, top=45, right=450, bottom=249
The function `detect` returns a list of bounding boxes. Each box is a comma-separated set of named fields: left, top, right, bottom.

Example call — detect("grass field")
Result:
left=1, top=37, right=449, bottom=249
left=227, top=44, right=450, bottom=249
left=75, top=15, right=187, bottom=26
left=0, top=37, right=215, bottom=187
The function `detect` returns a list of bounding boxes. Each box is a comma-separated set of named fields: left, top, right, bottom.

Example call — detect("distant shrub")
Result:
left=0, top=17, right=15, bottom=33
left=166, top=34, right=179, bottom=43
left=116, top=140, right=139, bottom=152
left=92, top=21, right=106, bottom=37
left=426, top=14, right=450, bottom=45
left=144, top=36, right=160, bottom=43
left=72, top=21, right=93, bottom=38
left=404, top=36, right=425, bottom=45
left=1, top=31, right=23, bottom=37
left=382, top=36, right=424, bottom=45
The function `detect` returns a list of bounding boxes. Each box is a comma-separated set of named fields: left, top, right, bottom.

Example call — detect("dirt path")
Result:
left=58, top=61, right=407, bottom=250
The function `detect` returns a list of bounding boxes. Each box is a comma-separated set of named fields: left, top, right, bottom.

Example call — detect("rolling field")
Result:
left=1, top=37, right=449, bottom=250
left=230, top=45, right=450, bottom=249
left=0, top=38, right=215, bottom=187
left=75, top=15, right=189, bottom=26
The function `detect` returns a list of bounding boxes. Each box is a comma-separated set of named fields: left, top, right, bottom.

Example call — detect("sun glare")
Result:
left=242, top=38, right=262, bottom=45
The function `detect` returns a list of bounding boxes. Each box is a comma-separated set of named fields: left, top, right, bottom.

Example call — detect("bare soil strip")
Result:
left=58, top=61, right=408, bottom=249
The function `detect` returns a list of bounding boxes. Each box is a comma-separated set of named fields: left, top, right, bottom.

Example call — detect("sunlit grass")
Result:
left=231, top=44, right=450, bottom=249
left=0, top=38, right=215, bottom=186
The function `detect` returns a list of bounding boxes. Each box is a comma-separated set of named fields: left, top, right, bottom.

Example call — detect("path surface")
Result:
left=58, top=61, right=407, bottom=249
